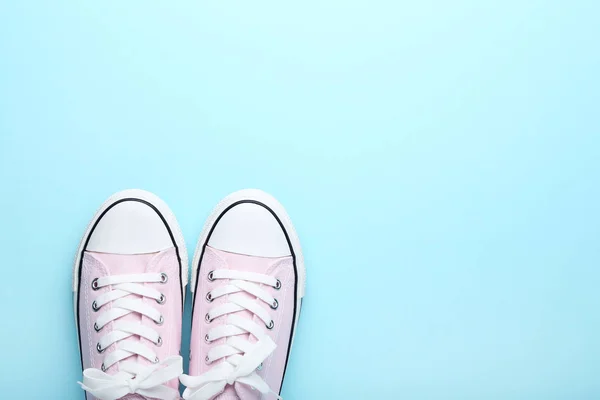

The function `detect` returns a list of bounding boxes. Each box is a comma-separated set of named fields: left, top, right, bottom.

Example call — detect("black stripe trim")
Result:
left=191, top=199, right=299, bottom=394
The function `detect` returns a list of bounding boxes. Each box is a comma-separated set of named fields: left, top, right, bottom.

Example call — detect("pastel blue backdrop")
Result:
left=0, top=1, right=599, bottom=399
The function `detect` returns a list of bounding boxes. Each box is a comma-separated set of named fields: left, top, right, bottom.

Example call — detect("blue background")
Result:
left=1, top=1, right=599, bottom=399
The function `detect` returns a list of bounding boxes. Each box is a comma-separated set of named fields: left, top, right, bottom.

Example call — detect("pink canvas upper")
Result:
left=189, top=246, right=296, bottom=400
left=78, top=247, right=183, bottom=400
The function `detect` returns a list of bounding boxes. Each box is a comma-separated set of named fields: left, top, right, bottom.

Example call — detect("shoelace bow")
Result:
left=180, top=269, right=283, bottom=400
left=79, top=273, right=183, bottom=400
left=80, top=356, right=182, bottom=400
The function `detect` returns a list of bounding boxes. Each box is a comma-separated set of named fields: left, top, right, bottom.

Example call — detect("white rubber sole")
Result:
left=190, top=188, right=306, bottom=346
left=72, top=189, right=189, bottom=324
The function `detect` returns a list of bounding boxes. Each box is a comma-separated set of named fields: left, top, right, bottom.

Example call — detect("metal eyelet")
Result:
left=154, top=315, right=164, bottom=325
left=204, top=334, right=210, bottom=343
left=155, top=336, right=163, bottom=347
left=205, top=313, right=212, bottom=323
left=101, top=363, right=107, bottom=372
left=153, top=357, right=159, bottom=364
left=94, top=322, right=102, bottom=332
left=270, top=299, right=279, bottom=310
left=96, top=343, right=105, bottom=353
left=266, top=320, right=274, bottom=330
left=207, top=271, right=215, bottom=281
left=92, top=301, right=101, bottom=312
left=206, top=292, right=213, bottom=303
left=91, top=278, right=100, bottom=291
left=274, top=279, right=281, bottom=290
left=160, top=273, right=168, bottom=284
left=205, top=356, right=211, bottom=364
left=156, top=294, right=166, bottom=304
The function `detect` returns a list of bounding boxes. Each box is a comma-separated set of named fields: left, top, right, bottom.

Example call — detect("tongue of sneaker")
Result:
left=207, top=247, right=282, bottom=338
left=207, top=246, right=292, bottom=400
left=88, top=251, right=158, bottom=372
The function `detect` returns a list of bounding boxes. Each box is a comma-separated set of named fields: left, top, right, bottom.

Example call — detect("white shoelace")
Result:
left=79, top=272, right=183, bottom=400
left=180, top=269, right=283, bottom=400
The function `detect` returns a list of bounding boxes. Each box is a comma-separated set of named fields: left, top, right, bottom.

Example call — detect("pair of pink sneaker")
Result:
left=74, top=189, right=306, bottom=400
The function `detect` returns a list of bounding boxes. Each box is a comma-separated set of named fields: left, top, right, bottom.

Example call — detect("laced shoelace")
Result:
left=180, top=269, right=284, bottom=400
left=79, top=272, right=183, bottom=400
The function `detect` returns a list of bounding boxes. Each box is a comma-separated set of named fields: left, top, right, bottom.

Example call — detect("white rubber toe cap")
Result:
left=208, top=202, right=291, bottom=257
left=86, top=200, right=174, bottom=254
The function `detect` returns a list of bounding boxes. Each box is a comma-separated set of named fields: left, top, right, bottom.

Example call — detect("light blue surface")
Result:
left=1, top=1, right=599, bottom=399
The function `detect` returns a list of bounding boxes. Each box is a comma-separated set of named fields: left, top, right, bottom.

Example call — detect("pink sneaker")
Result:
left=181, top=189, right=306, bottom=400
left=73, top=189, right=188, bottom=400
